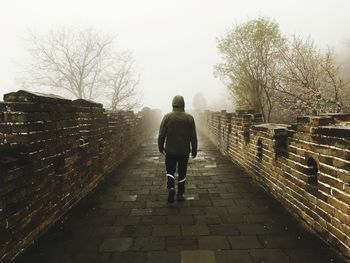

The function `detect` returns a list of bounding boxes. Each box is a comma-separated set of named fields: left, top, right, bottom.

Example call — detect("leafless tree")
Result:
left=334, top=40, right=350, bottom=111
left=274, top=36, right=347, bottom=116
left=23, top=28, right=113, bottom=100
left=20, top=28, right=141, bottom=110
left=106, top=52, right=141, bottom=111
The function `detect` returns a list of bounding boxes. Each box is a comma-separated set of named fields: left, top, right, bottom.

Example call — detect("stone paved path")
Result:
left=14, top=134, right=348, bottom=263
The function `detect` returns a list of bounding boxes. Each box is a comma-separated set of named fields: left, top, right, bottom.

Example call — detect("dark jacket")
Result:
left=158, top=96, right=197, bottom=155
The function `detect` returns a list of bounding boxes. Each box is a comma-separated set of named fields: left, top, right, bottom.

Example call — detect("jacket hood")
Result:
left=172, top=95, right=185, bottom=109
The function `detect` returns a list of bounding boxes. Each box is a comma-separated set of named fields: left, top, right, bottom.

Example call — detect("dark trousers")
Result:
left=165, top=154, right=189, bottom=195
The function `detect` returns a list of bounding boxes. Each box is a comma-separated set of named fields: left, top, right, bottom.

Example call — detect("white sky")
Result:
left=0, top=0, right=349, bottom=113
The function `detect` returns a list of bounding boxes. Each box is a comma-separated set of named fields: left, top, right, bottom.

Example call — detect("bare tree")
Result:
left=274, top=36, right=347, bottom=116
left=106, top=52, right=141, bottom=111
left=19, top=28, right=141, bottom=110
left=334, top=41, right=350, bottom=111
left=323, top=51, right=348, bottom=111
left=22, top=28, right=114, bottom=100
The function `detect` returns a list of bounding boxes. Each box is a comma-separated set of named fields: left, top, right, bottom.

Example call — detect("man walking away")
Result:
left=158, top=95, right=198, bottom=203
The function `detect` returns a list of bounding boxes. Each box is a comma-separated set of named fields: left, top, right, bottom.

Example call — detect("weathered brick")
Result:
left=332, top=189, right=350, bottom=205
left=196, top=109, right=350, bottom=259
left=1, top=91, right=160, bottom=262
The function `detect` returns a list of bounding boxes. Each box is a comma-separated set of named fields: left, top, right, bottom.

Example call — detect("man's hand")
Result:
left=191, top=153, right=197, bottom=159
left=159, top=148, right=165, bottom=155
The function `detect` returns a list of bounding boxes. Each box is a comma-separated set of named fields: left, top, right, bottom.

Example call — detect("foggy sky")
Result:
left=0, top=0, right=349, bottom=113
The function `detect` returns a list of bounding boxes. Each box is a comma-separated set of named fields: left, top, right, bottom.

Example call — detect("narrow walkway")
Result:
left=15, top=134, right=347, bottom=263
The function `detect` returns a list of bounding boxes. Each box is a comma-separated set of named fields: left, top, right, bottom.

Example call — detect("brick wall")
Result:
left=195, top=109, right=350, bottom=258
left=0, top=90, right=160, bottom=262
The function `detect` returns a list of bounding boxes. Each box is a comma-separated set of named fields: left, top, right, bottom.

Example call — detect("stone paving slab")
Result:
left=181, top=250, right=216, bottom=263
left=14, top=133, right=349, bottom=263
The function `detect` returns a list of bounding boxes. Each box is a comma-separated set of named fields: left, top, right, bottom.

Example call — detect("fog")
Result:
left=0, top=0, right=349, bottom=113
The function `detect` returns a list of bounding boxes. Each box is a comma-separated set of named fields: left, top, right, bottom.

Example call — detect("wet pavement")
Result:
left=14, top=133, right=349, bottom=263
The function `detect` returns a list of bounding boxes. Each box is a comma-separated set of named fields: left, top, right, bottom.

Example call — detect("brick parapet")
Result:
left=195, top=110, right=350, bottom=259
left=0, top=90, right=160, bottom=262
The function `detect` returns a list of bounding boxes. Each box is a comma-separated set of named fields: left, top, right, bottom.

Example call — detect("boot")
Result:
left=168, top=188, right=175, bottom=203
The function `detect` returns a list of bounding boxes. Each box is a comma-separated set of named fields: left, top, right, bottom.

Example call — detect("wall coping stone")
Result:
left=311, top=126, right=350, bottom=139
left=4, top=90, right=72, bottom=104
left=253, top=123, right=290, bottom=135
left=72, top=99, right=103, bottom=108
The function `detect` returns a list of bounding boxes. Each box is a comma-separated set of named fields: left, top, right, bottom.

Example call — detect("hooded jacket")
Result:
left=158, top=96, right=198, bottom=155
